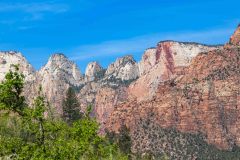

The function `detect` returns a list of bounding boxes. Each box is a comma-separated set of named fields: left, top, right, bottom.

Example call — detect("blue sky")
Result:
left=0, top=0, right=239, bottom=72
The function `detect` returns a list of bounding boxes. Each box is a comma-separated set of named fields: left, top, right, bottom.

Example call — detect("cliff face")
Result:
left=105, top=27, right=240, bottom=154
left=105, top=55, right=139, bottom=81
left=129, top=41, right=220, bottom=102
left=0, top=41, right=219, bottom=122
left=230, top=25, right=240, bottom=45
left=27, top=54, right=84, bottom=115
left=0, top=51, right=35, bottom=81
left=85, top=62, right=104, bottom=82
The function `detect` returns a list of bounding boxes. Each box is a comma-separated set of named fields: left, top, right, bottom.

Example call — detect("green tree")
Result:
left=0, top=64, right=26, bottom=115
left=0, top=65, right=128, bottom=160
left=118, top=125, right=132, bottom=155
left=62, top=87, right=82, bottom=124
left=106, top=125, right=132, bottom=155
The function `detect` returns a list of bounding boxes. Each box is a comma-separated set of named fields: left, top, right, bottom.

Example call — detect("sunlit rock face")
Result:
left=0, top=51, right=35, bottom=81
left=138, top=41, right=220, bottom=76
left=105, top=55, right=139, bottom=81
left=105, top=27, right=240, bottom=154
left=130, top=41, right=220, bottom=102
left=230, top=24, right=240, bottom=46
left=85, top=61, right=104, bottom=82
left=35, top=54, right=84, bottom=115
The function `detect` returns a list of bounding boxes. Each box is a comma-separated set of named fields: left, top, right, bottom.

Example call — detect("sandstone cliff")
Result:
left=105, top=26, right=240, bottom=157
left=0, top=51, right=35, bottom=81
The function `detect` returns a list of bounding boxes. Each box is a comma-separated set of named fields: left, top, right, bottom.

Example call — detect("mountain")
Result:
left=0, top=51, right=35, bottom=81
left=1, top=25, right=239, bottom=159
left=104, top=26, right=240, bottom=158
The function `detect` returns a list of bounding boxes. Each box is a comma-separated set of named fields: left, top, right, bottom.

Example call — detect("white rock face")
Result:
left=0, top=51, right=35, bottom=81
left=85, top=62, right=104, bottom=82
left=130, top=41, right=221, bottom=102
left=138, top=48, right=157, bottom=76
left=37, top=54, right=84, bottom=115
left=39, top=54, right=83, bottom=85
left=0, top=41, right=222, bottom=118
left=105, top=55, right=139, bottom=81
left=138, top=41, right=220, bottom=76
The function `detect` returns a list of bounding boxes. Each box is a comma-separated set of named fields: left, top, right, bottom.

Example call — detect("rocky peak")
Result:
left=229, top=24, right=240, bottom=46
left=40, top=53, right=83, bottom=83
left=105, top=55, right=139, bottom=81
left=138, top=48, right=157, bottom=76
left=129, top=41, right=220, bottom=102
left=0, top=51, right=35, bottom=81
left=35, top=53, right=84, bottom=115
left=85, top=61, right=104, bottom=82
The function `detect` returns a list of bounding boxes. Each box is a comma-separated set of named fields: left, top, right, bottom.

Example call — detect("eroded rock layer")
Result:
left=1, top=25, right=239, bottom=157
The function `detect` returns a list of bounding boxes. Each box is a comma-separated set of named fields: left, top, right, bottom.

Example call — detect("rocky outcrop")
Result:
left=230, top=24, right=240, bottom=45
left=105, top=55, right=139, bottom=81
left=85, top=62, right=104, bottom=82
left=0, top=51, right=35, bottom=81
left=138, top=48, right=157, bottom=76
left=35, top=54, right=84, bottom=115
left=129, top=41, right=220, bottom=101
left=138, top=41, right=219, bottom=76
left=105, top=27, right=240, bottom=155
left=95, top=86, right=128, bottom=132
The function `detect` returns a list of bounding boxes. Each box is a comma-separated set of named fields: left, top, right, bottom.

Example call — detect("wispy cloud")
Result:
left=0, top=2, right=69, bottom=21
left=17, top=26, right=34, bottom=31
left=70, top=27, right=234, bottom=61
left=0, top=2, right=68, bottom=13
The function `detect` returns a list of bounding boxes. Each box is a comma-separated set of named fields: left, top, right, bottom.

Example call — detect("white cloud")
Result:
left=0, top=2, right=68, bottom=13
left=0, top=2, right=69, bottom=21
left=70, top=27, right=234, bottom=61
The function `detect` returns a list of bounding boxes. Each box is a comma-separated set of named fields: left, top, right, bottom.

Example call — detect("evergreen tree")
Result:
left=0, top=64, right=26, bottom=115
left=0, top=66, right=128, bottom=159
left=106, top=125, right=132, bottom=155
left=118, top=125, right=132, bottom=155
left=62, top=87, right=82, bottom=124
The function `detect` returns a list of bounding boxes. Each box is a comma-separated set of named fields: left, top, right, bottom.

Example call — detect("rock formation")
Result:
left=230, top=24, right=240, bottom=45
left=0, top=24, right=239, bottom=158
left=130, top=41, right=220, bottom=101
left=35, top=54, right=84, bottom=115
left=105, top=26, right=240, bottom=155
left=105, top=55, right=139, bottom=81
left=85, top=61, right=104, bottom=82
left=0, top=51, right=35, bottom=81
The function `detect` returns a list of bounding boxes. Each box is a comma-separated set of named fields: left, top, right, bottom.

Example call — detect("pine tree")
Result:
left=62, top=87, right=82, bottom=124
left=0, top=64, right=26, bottom=115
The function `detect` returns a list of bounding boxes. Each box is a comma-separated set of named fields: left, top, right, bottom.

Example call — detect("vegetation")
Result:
left=106, top=125, right=132, bottom=156
left=0, top=65, right=128, bottom=160
left=62, top=87, right=82, bottom=124
left=131, top=111, right=240, bottom=160
left=1, top=65, right=239, bottom=160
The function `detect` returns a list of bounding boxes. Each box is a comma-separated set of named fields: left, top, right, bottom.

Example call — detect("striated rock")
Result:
left=230, top=24, right=240, bottom=46
left=95, top=86, right=128, bottom=133
left=130, top=41, right=220, bottom=101
left=85, top=61, right=104, bottom=82
left=0, top=51, right=35, bottom=81
left=105, top=55, right=139, bottom=81
left=138, top=41, right=220, bottom=76
left=39, top=54, right=83, bottom=85
left=105, top=42, right=240, bottom=153
left=138, top=48, right=157, bottom=76
left=36, top=53, right=84, bottom=115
